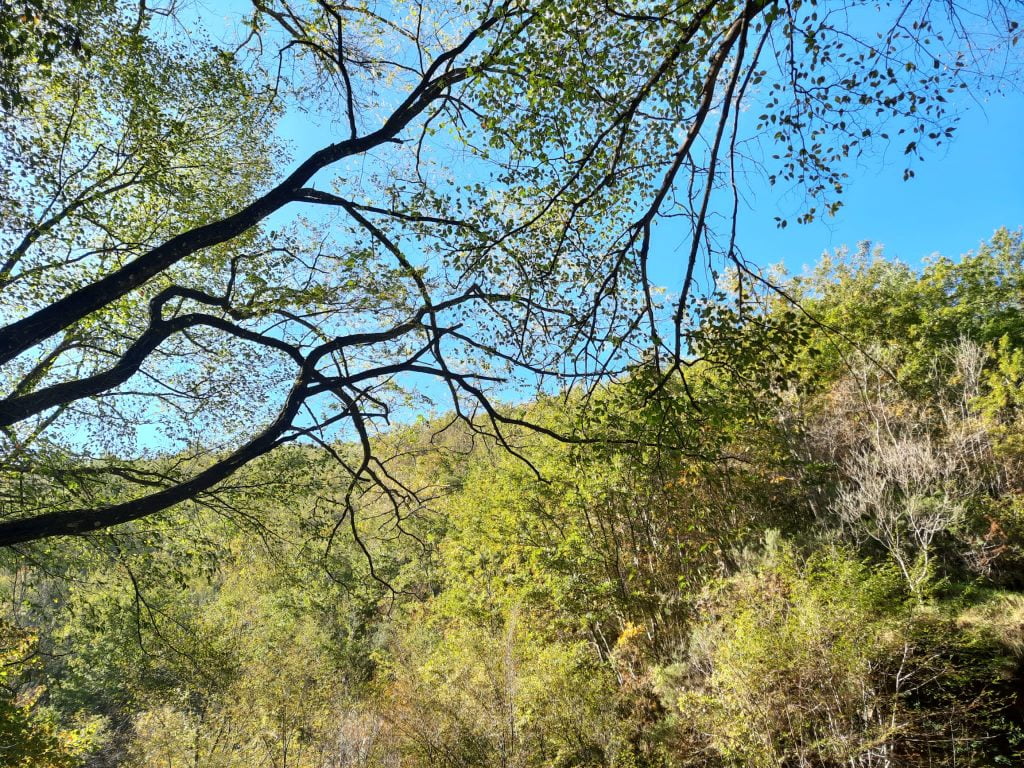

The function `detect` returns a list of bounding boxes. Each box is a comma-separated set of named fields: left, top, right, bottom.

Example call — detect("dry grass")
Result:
left=957, top=591, right=1024, bottom=656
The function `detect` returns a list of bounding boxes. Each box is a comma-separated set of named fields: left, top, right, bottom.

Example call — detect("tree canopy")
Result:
left=0, top=0, right=1020, bottom=547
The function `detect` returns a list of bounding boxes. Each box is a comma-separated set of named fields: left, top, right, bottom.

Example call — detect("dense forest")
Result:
left=2, top=0, right=1023, bottom=766
left=3, top=230, right=1024, bottom=766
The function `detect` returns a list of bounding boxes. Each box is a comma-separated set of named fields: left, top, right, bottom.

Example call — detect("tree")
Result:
left=0, top=0, right=1020, bottom=547
left=0, top=0, right=106, bottom=111
left=0, top=621, right=103, bottom=767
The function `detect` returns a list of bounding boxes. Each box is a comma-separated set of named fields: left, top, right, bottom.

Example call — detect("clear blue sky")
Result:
left=728, top=90, right=1024, bottom=274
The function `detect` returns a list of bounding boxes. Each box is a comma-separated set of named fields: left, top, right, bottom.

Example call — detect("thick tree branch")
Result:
left=0, top=7, right=508, bottom=366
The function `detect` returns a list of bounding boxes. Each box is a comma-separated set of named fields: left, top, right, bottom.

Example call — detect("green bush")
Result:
left=657, top=543, right=1023, bottom=767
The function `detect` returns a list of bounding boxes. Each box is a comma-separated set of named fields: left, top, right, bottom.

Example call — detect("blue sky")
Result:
left=728, top=89, right=1024, bottom=275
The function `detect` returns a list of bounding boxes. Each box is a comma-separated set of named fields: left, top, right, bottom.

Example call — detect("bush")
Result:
left=656, top=544, right=1023, bottom=767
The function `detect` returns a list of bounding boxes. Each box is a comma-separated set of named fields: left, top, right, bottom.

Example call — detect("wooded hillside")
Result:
left=3, top=230, right=1024, bottom=766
